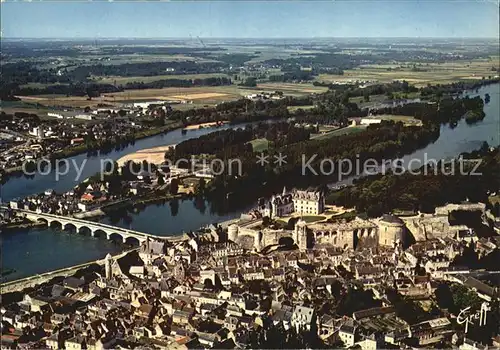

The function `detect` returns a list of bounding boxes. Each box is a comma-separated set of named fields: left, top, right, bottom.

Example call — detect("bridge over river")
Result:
left=6, top=208, right=163, bottom=245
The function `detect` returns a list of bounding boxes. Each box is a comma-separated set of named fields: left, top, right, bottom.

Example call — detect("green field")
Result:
left=249, top=138, right=269, bottom=152
left=300, top=215, right=326, bottom=223
left=317, top=57, right=500, bottom=87
left=375, top=114, right=422, bottom=126
left=287, top=105, right=316, bottom=112
left=256, top=82, right=328, bottom=96
left=311, top=126, right=367, bottom=140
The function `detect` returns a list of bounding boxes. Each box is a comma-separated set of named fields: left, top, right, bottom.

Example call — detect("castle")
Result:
left=228, top=214, right=407, bottom=252
left=261, top=187, right=325, bottom=218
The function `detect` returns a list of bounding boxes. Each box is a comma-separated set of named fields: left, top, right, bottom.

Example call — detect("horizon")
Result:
left=2, top=1, right=499, bottom=39
left=3, top=36, right=500, bottom=40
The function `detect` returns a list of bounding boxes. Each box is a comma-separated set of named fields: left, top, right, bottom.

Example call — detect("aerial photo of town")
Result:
left=0, top=0, right=499, bottom=349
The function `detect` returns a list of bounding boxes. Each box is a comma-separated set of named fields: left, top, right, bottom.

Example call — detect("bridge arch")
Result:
left=49, top=220, right=63, bottom=230
left=108, top=232, right=125, bottom=243
left=124, top=236, right=140, bottom=246
left=78, top=226, right=93, bottom=237
left=63, top=222, right=78, bottom=232
left=92, top=229, right=108, bottom=239
left=37, top=217, right=49, bottom=226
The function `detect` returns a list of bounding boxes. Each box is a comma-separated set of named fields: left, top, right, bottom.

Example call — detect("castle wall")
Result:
left=434, top=203, right=486, bottom=216
left=308, top=219, right=378, bottom=250
left=313, top=229, right=356, bottom=249
left=261, top=229, right=294, bottom=247
left=401, top=215, right=459, bottom=241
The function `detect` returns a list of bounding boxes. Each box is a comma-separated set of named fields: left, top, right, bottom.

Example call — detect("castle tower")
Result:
left=105, top=253, right=113, bottom=279
left=282, top=186, right=287, bottom=196
left=294, top=219, right=308, bottom=250
left=228, top=224, right=239, bottom=242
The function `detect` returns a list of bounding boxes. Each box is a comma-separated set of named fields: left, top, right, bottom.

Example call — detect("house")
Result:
left=173, top=310, right=192, bottom=325
left=291, top=305, right=315, bottom=331
left=318, top=314, right=337, bottom=340
left=71, top=138, right=85, bottom=145
left=129, top=183, right=145, bottom=195
left=129, top=266, right=145, bottom=279
left=224, top=315, right=240, bottom=332
left=459, top=338, right=488, bottom=350
left=65, top=336, right=86, bottom=350
left=410, top=317, right=453, bottom=347
left=63, top=276, right=85, bottom=291
left=339, top=319, right=358, bottom=347
left=77, top=202, right=89, bottom=212
left=45, top=334, right=60, bottom=350
left=360, top=118, right=382, bottom=126
left=462, top=277, right=497, bottom=301
left=9, top=200, right=24, bottom=210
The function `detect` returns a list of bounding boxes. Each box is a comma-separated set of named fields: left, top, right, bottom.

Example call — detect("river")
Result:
left=1, top=124, right=239, bottom=203
left=1, top=84, right=499, bottom=281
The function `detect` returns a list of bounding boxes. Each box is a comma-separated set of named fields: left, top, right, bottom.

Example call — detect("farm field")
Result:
left=311, top=125, right=367, bottom=140
left=93, top=73, right=230, bottom=85
left=256, top=82, right=328, bottom=95
left=86, top=54, right=217, bottom=65
left=316, top=57, right=499, bottom=87
left=14, top=82, right=325, bottom=109
left=14, top=86, right=243, bottom=108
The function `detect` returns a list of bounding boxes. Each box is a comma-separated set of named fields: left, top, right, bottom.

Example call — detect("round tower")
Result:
left=377, top=214, right=405, bottom=247
left=228, top=224, right=239, bottom=242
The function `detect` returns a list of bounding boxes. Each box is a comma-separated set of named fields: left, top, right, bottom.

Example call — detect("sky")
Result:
left=1, top=1, right=499, bottom=39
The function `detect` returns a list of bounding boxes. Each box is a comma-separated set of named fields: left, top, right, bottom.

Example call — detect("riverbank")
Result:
left=116, top=144, right=175, bottom=166
left=1, top=248, right=136, bottom=294
left=0, top=122, right=184, bottom=185
left=1, top=221, right=46, bottom=232
left=51, top=122, right=182, bottom=160
left=183, top=121, right=229, bottom=130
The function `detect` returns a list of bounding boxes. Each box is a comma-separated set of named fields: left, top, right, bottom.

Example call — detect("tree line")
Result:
left=166, top=122, right=312, bottom=161
left=328, top=144, right=499, bottom=217
left=121, top=77, right=231, bottom=90
left=419, top=78, right=500, bottom=97
left=204, top=121, right=441, bottom=205
left=371, top=95, right=485, bottom=125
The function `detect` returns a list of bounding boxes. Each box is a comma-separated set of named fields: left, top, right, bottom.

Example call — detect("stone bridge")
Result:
left=11, top=209, right=160, bottom=245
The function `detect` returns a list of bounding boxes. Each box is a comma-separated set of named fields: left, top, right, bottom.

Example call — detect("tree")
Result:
left=240, top=77, right=257, bottom=87
left=157, top=174, right=165, bottom=186
left=169, top=178, right=180, bottom=195
left=493, top=202, right=500, bottom=217
left=435, top=283, right=454, bottom=311
left=194, top=178, right=206, bottom=196
left=450, top=284, right=482, bottom=313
